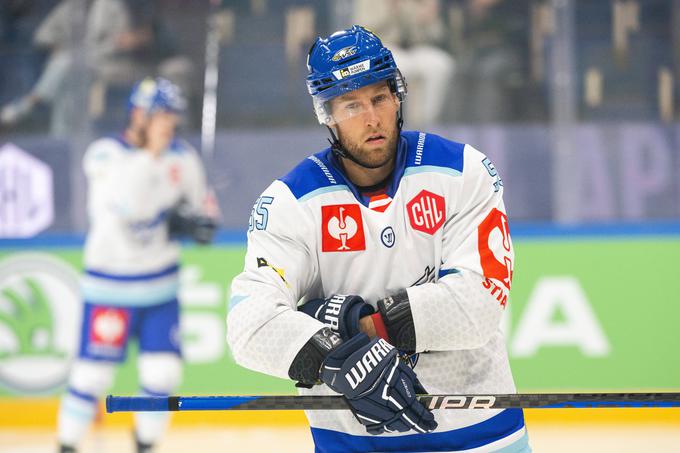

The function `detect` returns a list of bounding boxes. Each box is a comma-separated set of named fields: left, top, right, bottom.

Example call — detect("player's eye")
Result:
left=373, top=94, right=387, bottom=104
left=372, top=93, right=394, bottom=109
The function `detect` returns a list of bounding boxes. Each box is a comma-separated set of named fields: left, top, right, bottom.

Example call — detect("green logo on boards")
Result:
left=0, top=254, right=81, bottom=394
left=0, top=278, right=64, bottom=359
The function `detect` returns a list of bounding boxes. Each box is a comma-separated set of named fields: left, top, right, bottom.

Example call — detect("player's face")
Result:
left=330, top=81, right=400, bottom=169
left=145, top=111, right=179, bottom=151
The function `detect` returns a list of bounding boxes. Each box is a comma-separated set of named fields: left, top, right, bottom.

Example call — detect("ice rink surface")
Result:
left=2, top=409, right=680, bottom=453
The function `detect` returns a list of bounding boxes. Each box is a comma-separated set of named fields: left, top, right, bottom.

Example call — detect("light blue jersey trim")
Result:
left=229, top=295, right=249, bottom=310
left=298, top=185, right=350, bottom=202
left=82, top=282, right=179, bottom=306
left=404, top=165, right=462, bottom=177
left=62, top=404, right=96, bottom=420
left=61, top=395, right=97, bottom=421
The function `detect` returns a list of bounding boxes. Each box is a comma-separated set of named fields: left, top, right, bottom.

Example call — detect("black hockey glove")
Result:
left=320, top=333, right=437, bottom=435
left=167, top=201, right=217, bottom=244
left=299, top=294, right=374, bottom=340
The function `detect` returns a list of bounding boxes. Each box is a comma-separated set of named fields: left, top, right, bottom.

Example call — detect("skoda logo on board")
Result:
left=0, top=253, right=81, bottom=394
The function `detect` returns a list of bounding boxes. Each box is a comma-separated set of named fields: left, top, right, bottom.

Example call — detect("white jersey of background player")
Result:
left=57, top=78, right=216, bottom=453
left=228, top=26, right=530, bottom=452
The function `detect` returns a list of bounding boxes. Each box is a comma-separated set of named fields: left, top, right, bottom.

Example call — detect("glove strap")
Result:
left=377, top=290, right=416, bottom=353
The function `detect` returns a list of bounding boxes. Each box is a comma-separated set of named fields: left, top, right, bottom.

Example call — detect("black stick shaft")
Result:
left=106, top=392, right=680, bottom=413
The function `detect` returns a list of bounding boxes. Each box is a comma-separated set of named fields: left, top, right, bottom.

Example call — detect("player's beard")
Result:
left=137, top=128, right=149, bottom=148
left=127, top=122, right=149, bottom=148
left=337, top=122, right=399, bottom=169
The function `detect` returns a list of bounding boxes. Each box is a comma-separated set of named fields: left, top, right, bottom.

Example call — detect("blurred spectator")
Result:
left=448, top=0, right=528, bottom=123
left=0, top=0, right=194, bottom=136
left=0, top=0, right=82, bottom=137
left=88, top=0, right=194, bottom=98
left=0, top=0, right=52, bottom=46
left=353, top=0, right=455, bottom=128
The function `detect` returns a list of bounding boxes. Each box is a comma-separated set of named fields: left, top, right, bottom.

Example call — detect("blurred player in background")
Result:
left=57, top=77, right=218, bottom=453
left=227, top=26, right=529, bottom=452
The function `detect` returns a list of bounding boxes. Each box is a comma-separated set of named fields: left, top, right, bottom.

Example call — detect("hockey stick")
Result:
left=107, top=392, right=680, bottom=413
left=200, top=0, right=222, bottom=161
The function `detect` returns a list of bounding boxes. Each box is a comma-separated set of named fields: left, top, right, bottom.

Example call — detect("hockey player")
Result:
left=57, top=77, right=217, bottom=453
left=227, top=26, right=530, bottom=452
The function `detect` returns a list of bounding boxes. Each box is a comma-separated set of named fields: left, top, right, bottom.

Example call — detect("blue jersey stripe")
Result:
left=438, top=268, right=460, bottom=279
left=310, top=408, right=525, bottom=453
left=85, top=263, right=179, bottom=281
left=68, top=387, right=98, bottom=403
left=141, top=386, right=170, bottom=398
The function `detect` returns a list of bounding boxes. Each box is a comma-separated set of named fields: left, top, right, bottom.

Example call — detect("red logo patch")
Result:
left=406, top=190, right=446, bottom=235
left=478, top=208, right=513, bottom=290
left=321, top=204, right=366, bottom=252
left=89, top=307, right=129, bottom=347
left=169, top=164, right=181, bottom=185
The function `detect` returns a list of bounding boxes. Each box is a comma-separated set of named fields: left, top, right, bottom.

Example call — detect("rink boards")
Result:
left=0, top=230, right=678, bottom=428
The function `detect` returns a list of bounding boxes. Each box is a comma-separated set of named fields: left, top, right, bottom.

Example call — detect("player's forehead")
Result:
left=134, top=107, right=179, bottom=120
left=332, top=81, right=391, bottom=103
left=150, top=110, right=179, bottom=120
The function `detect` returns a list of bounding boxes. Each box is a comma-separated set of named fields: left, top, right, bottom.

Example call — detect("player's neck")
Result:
left=123, top=127, right=144, bottom=148
left=341, top=156, right=395, bottom=187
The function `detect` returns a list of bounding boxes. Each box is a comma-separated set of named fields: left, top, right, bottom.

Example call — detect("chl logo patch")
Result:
left=406, top=190, right=446, bottom=235
left=321, top=204, right=366, bottom=252
left=89, top=307, right=129, bottom=347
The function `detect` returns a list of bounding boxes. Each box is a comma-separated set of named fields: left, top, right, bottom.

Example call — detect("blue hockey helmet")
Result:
left=306, top=25, right=407, bottom=125
left=127, top=77, right=187, bottom=115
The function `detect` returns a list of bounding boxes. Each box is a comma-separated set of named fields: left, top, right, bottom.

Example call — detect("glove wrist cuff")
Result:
left=377, top=290, right=416, bottom=352
left=288, top=328, right=342, bottom=386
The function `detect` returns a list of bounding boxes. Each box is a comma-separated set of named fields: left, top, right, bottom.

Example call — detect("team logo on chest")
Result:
left=321, top=204, right=366, bottom=252
left=406, top=190, right=446, bottom=235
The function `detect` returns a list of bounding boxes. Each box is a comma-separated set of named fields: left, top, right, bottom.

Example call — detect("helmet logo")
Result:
left=332, top=59, right=371, bottom=80
left=331, top=46, right=358, bottom=62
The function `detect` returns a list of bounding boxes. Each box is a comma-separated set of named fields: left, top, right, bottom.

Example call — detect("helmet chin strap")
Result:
left=327, top=104, right=404, bottom=170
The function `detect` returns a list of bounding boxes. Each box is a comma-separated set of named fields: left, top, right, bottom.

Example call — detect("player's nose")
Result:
left=363, top=105, right=380, bottom=127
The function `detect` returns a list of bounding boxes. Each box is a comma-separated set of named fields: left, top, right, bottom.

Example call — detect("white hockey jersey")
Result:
left=228, top=131, right=528, bottom=452
left=82, top=136, right=208, bottom=307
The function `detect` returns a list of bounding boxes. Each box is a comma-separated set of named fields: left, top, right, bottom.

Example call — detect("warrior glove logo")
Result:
left=322, top=204, right=366, bottom=252
left=345, top=338, right=394, bottom=390
left=322, top=294, right=346, bottom=330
